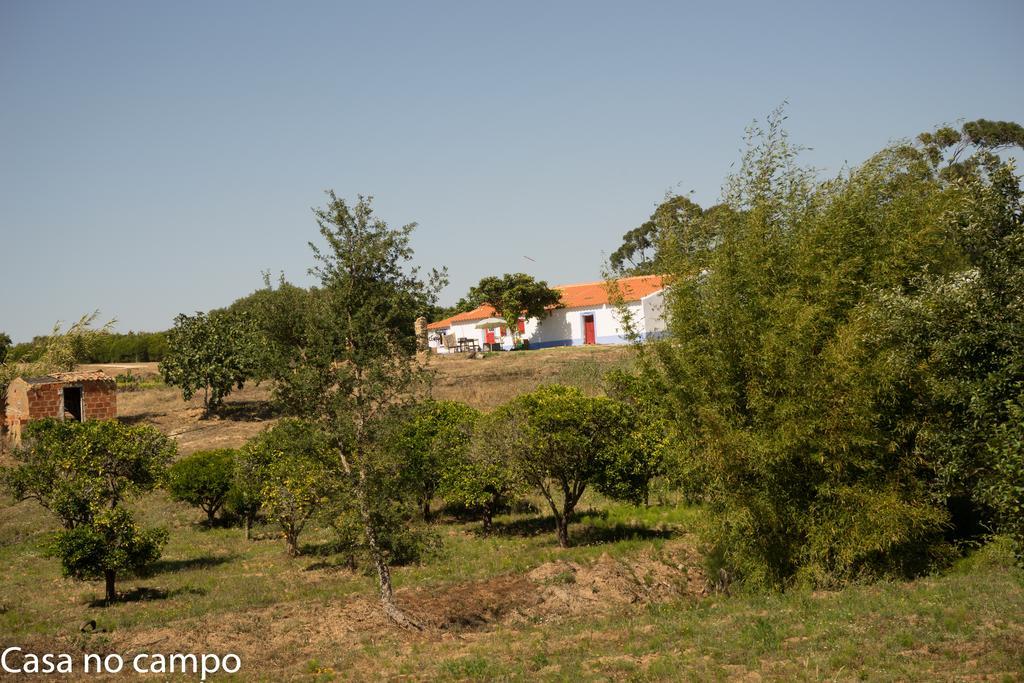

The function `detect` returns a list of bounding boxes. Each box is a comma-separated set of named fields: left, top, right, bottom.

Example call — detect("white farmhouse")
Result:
left=428, top=275, right=667, bottom=352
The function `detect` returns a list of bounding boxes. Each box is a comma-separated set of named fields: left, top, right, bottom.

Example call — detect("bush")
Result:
left=649, top=113, right=1023, bottom=587
left=237, top=420, right=337, bottom=556
left=389, top=400, right=480, bottom=521
left=481, top=384, right=635, bottom=547
left=167, top=449, right=236, bottom=523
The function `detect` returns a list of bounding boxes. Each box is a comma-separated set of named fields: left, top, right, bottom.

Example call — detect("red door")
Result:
left=583, top=314, right=596, bottom=345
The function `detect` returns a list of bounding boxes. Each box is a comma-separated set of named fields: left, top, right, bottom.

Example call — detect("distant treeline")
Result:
left=7, top=331, right=169, bottom=364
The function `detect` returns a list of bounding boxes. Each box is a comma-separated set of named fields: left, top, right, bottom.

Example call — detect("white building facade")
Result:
left=428, top=276, right=667, bottom=353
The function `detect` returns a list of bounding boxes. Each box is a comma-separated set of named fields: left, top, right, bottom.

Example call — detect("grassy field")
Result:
left=2, top=346, right=1022, bottom=681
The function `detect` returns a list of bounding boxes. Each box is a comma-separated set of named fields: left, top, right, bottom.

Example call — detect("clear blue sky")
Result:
left=1, top=0, right=1021, bottom=342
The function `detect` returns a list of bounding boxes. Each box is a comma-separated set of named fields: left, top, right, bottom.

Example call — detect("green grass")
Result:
left=1, top=485, right=1021, bottom=681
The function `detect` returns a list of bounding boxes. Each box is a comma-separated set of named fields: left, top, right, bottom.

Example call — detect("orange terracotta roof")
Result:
left=427, top=276, right=666, bottom=329
left=427, top=304, right=498, bottom=330
left=556, top=275, right=666, bottom=309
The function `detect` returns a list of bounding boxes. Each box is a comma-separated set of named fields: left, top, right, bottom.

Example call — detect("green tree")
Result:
left=167, top=449, right=236, bottom=524
left=483, top=384, right=633, bottom=547
left=238, top=420, right=336, bottom=557
left=601, top=369, right=673, bottom=506
left=226, top=273, right=313, bottom=381
left=454, top=273, right=562, bottom=343
left=51, top=507, right=167, bottom=604
left=390, top=400, right=479, bottom=521
left=1, top=419, right=174, bottom=602
left=272, top=192, right=446, bottom=627
left=447, top=410, right=526, bottom=533
left=160, top=309, right=262, bottom=414
left=610, top=195, right=712, bottom=275
left=0, top=332, right=11, bottom=365
left=646, top=110, right=1021, bottom=588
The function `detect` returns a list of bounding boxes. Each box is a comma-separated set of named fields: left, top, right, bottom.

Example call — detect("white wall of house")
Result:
left=526, top=300, right=649, bottom=349
left=429, top=287, right=668, bottom=353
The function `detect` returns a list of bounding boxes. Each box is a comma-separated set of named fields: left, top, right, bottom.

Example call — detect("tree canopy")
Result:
left=634, top=111, right=1024, bottom=587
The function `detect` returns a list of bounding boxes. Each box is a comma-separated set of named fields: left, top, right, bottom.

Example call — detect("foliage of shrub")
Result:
left=167, top=449, right=237, bottom=523
left=638, top=112, right=1024, bottom=587
left=237, top=419, right=337, bottom=556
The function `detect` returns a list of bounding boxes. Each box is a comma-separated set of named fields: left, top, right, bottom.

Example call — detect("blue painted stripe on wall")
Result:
left=528, top=332, right=666, bottom=350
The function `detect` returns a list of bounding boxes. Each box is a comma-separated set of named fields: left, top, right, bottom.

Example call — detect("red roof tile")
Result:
left=556, top=275, right=665, bottom=308
left=426, top=276, right=666, bottom=329
left=427, top=304, right=498, bottom=330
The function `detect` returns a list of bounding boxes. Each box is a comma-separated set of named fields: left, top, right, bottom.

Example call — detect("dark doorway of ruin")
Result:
left=63, top=386, right=83, bottom=422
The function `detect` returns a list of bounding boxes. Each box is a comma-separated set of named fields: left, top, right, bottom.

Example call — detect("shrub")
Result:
left=167, top=449, right=236, bottom=523
left=238, top=420, right=337, bottom=556
left=481, top=384, right=634, bottom=547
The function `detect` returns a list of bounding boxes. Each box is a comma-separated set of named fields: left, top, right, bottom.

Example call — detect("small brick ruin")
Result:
left=4, top=370, right=117, bottom=445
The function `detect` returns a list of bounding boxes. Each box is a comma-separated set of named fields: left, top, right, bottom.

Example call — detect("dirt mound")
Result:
left=98, top=539, right=706, bottom=676
left=403, top=538, right=707, bottom=629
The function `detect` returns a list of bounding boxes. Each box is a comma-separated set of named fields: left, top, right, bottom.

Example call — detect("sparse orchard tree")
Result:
left=484, top=384, right=633, bottom=547
left=271, top=192, right=447, bottom=628
left=1, top=419, right=174, bottom=603
left=390, top=400, right=479, bottom=521
left=160, top=309, right=263, bottom=414
left=237, top=419, right=336, bottom=557
left=167, top=449, right=236, bottom=524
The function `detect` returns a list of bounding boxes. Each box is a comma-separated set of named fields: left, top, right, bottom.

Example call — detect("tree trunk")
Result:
left=104, top=570, right=116, bottom=604
left=481, top=508, right=493, bottom=534
left=554, top=513, right=570, bottom=548
left=206, top=507, right=217, bottom=524
left=286, top=530, right=300, bottom=557
left=422, top=498, right=431, bottom=522
left=342, top=448, right=422, bottom=631
left=245, top=514, right=253, bottom=541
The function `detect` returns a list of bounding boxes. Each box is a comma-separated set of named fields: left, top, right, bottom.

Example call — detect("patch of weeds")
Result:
left=440, top=654, right=504, bottom=680
left=548, top=570, right=577, bottom=585
left=306, top=658, right=336, bottom=681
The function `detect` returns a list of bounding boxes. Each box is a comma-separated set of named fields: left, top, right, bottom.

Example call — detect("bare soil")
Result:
left=104, top=538, right=706, bottom=673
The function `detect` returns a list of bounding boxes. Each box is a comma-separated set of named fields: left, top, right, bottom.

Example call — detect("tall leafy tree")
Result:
left=645, top=110, right=1022, bottom=587
left=0, top=332, right=11, bottom=365
left=609, top=195, right=711, bottom=275
left=273, top=192, right=446, bottom=627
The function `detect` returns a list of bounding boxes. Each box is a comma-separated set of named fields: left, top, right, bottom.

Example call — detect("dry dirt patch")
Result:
left=100, top=539, right=706, bottom=671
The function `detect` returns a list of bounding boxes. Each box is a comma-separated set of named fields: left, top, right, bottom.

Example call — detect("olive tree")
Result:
left=1, top=419, right=174, bottom=603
